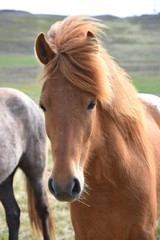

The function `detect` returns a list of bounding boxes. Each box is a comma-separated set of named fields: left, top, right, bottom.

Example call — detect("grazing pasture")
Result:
left=0, top=11, right=159, bottom=239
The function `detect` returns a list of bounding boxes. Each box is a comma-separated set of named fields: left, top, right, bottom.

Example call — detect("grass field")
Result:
left=0, top=10, right=160, bottom=240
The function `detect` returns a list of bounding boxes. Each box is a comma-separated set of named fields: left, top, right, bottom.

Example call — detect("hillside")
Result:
left=0, top=10, right=160, bottom=91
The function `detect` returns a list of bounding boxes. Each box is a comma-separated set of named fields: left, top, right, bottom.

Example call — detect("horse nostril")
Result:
left=48, top=176, right=81, bottom=201
left=48, top=177, right=56, bottom=196
left=71, top=178, right=81, bottom=196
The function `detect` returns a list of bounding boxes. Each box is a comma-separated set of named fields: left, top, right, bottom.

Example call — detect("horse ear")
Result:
left=87, top=31, right=97, bottom=39
left=87, top=31, right=98, bottom=50
left=35, top=32, right=56, bottom=65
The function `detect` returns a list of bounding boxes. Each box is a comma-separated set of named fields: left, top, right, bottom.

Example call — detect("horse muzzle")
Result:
left=48, top=176, right=82, bottom=202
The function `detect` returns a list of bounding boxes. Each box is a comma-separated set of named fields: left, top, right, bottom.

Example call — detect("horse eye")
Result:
left=39, top=101, right=46, bottom=112
left=87, top=99, right=97, bottom=111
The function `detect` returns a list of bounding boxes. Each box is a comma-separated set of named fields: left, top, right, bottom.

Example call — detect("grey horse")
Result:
left=0, top=88, right=55, bottom=240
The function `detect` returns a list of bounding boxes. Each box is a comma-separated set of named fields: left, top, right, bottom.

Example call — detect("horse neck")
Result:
left=86, top=107, right=124, bottom=185
left=86, top=103, right=150, bottom=187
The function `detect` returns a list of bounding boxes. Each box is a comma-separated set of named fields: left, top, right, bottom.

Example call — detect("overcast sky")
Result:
left=0, top=0, right=160, bottom=17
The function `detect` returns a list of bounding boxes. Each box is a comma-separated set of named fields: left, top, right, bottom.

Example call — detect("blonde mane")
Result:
left=42, top=16, right=150, bottom=161
left=44, top=16, right=144, bottom=118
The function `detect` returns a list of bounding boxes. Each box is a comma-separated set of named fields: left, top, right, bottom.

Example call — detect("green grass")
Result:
left=0, top=82, right=42, bottom=103
left=133, top=76, right=160, bottom=95
left=0, top=54, right=37, bottom=68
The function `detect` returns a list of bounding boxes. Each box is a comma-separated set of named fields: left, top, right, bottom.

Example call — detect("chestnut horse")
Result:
left=0, top=88, right=55, bottom=240
left=35, top=16, right=160, bottom=239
